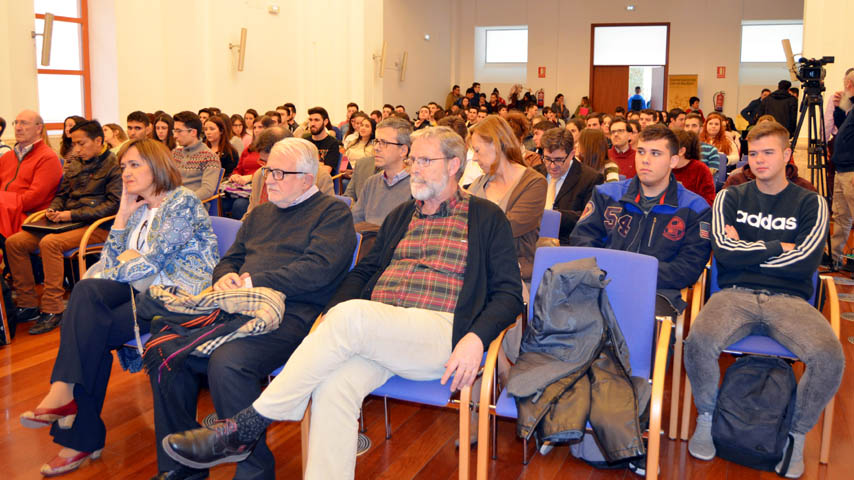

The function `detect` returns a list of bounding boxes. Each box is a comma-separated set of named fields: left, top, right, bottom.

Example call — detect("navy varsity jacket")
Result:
left=570, top=175, right=712, bottom=309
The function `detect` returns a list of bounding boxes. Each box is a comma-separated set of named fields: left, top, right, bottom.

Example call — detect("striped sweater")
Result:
left=712, top=181, right=827, bottom=300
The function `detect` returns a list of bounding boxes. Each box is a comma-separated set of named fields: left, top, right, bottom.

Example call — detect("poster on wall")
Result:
left=667, top=74, right=698, bottom=110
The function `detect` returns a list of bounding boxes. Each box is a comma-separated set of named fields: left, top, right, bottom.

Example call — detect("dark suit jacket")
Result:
left=550, top=161, right=604, bottom=245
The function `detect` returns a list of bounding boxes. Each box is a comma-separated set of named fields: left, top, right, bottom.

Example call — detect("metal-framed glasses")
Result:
left=261, top=166, right=308, bottom=180
left=374, top=139, right=404, bottom=148
left=404, top=156, right=450, bottom=168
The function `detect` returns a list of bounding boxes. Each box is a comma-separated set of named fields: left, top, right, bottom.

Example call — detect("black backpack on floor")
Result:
left=712, top=355, right=796, bottom=472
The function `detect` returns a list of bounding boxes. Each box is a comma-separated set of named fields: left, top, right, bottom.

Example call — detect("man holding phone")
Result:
left=5, top=120, right=121, bottom=334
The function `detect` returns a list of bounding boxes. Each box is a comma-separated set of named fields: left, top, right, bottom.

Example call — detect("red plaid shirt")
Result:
left=371, top=190, right=470, bottom=313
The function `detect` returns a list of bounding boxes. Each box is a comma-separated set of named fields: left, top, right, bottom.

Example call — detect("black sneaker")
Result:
left=14, top=306, right=40, bottom=322
left=162, top=419, right=258, bottom=470
left=28, top=313, right=62, bottom=335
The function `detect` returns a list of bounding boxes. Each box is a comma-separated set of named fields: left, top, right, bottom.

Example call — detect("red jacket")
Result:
left=608, top=146, right=636, bottom=179
left=672, top=159, right=716, bottom=207
left=0, top=141, right=63, bottom=237
left=233, top=145, right=262, bottom=176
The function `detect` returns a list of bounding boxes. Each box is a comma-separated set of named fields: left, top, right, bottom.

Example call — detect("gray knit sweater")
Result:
left=351, top=171, right=412, bottom=225
left=172, top=141, right=221, bottom=200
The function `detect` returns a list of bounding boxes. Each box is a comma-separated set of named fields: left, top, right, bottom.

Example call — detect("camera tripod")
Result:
left=790, top=87, right=834, bottom=269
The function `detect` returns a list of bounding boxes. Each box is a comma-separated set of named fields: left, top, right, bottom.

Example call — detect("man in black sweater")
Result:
left=828, top=68, right=854, bottom=269
left=149, top=137, right=355, bottom=480
left=684, top=121, right=843, bottom=479
left=740, top=88, right=771, bottom=126
left=757, top=80, right=798, bottom=136
left=160, top=127, right=524, bottom=479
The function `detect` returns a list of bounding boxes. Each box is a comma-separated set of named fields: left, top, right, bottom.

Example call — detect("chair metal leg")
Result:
left=359, top=406, right=366, bottom=433
left=522, top=437, right=529, bottom=465
left=383, top=397, right=391, bottom=439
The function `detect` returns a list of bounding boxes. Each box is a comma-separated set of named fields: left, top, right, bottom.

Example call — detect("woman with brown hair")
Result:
left=102, top=123, right=127, bottom=154
left=700, top=112, right=739, bottom=167
left=19, top=139, right=218, bottom=477
left=231, top=113, right=252, bottom=150
left=468, top=116, right=546, bottom=282
left=59, top=115, right=86, bottom=162
left=504, top=110, right=547, bottom=176
left=203, top=115, right=239, bottom=176
left=578, top=128, right=620, bottom=183
left=153, top=113, right=176, bottom=151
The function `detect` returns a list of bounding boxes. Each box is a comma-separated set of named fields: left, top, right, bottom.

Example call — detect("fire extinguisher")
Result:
left=536, top=89, right=545, bottom=108
left=713, top=91, right=725, bottom=112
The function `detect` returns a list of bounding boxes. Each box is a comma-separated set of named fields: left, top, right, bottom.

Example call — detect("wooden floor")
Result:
left=2, top=276, right=854, bottom=480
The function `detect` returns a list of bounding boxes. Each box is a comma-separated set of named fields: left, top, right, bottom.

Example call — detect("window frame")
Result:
left=35, top=0, right=91, bottom=131
left=484, top=27, right=528, bottom=64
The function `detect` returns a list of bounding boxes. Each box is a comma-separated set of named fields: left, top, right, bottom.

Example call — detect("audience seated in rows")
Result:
left=468, top=116, right=546, bottom=282
left=7, top=120, right=121, bottom=335
left=0, top=110, right=62, bottom=242
left=571, top=124, right=712, bottom=316
left=159, top=126, right=523, bottom=480
left=541, top=127, right=603, bottom=245
left=241, top=127, right=335, bottom=221
left=151, top=137, right=355, bottom=480
left=608, top=117, right=636, bottom=178
left=684, top=113, right=721, bottom=174
left=351, top=117, right=413, bottom=232
left=685, top=121, right=843, bottom=479
left=18, top=138, right=219, bottom=477
left=673, top=129, right=717, bottom=206
left=171, top=111, right=222, bottom=200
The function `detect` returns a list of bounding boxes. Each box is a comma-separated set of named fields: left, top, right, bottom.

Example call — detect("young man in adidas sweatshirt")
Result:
left=684, top=121, right=844, bottom=478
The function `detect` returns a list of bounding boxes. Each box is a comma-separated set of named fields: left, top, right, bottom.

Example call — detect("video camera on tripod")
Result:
left=796, top=56, right=835, bottom=94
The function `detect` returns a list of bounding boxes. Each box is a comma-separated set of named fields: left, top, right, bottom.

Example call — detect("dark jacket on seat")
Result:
left=506, top=258, right=646, bottom=461
left=50, top=147, right=122, bottom=222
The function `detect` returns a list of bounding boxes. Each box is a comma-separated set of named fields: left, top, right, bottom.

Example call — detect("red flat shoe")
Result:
left=20, top=399, right=78, bottom=429
left=40, top=449, right=102, bottom=477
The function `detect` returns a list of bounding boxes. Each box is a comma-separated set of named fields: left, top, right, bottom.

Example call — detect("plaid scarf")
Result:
left=137, top=285, right=285, bottom=390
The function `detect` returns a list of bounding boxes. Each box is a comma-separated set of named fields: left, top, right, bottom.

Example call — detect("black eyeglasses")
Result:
left=374, top=139, right=404, bottom=148
left=136, top=219, right=149, bottom=251
left=542, top=154, right=570, bottom=166
left=404, top=156, right=450, bottom=168
left=261, top=166, right=308, bottom=180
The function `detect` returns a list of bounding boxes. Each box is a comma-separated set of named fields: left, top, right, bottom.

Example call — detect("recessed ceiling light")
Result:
left=424, top=34, right=431, bottom=41
left=627, top=5, right=636, bottom=11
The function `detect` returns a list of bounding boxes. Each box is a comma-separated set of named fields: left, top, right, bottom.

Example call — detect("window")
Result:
left=740, top=22, right=803, bottom=63
left=34, top=0, right=91, bottom=130
left=593, top=25, right=668, bottom=66
left=485, top=27, right=528, bottom=63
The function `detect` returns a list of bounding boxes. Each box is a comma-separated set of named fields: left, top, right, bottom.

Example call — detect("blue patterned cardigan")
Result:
left=100, top=186, right=219, bottom=294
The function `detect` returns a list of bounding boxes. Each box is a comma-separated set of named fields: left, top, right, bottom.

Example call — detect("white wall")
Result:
left=381, top=0, right=452, bottom=114
left=0, top=0, right=39, bottom=141
left=450, top=0, right=804, bottom=119
left=90, top=0, right=383, bottom=126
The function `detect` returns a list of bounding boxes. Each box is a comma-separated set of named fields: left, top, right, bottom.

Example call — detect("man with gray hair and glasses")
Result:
left=149, top=137, right=355, bottom=480
left=160, top=126, right=524, bottom=480
left=351, top=117, right=413, bottom=231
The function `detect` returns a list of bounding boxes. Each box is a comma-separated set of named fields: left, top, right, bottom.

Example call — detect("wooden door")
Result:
left=591, top=66, right=629, bottom=115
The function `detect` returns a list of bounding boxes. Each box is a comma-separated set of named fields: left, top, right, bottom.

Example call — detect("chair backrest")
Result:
left=210, top=216, right=241, bottom=257
left=539, top=209, right=561, bottom=239
left=709, top=259, right=818, bottom=306
left=335, top=194, right=352, bottom=207
left=717, top=154, right=728, bottom=184
left=529, top=247, right=659, bottom=379
left=207, top=168, right=226, bottom=216
left=351, top=232, right=362, bottom=270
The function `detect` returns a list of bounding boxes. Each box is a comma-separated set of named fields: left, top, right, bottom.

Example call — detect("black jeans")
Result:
left=49, top=278, right=147, bottom=452
left=150, top=306, right=314, bottom=480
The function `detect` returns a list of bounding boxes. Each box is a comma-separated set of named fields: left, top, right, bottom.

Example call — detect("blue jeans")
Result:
left=684, top=287, right=844, bottom=434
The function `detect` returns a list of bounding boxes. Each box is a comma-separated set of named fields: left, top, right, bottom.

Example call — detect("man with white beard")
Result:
left=828, top=68, right=854, bottom=270
left=159, top=126, right=524, bottom=480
